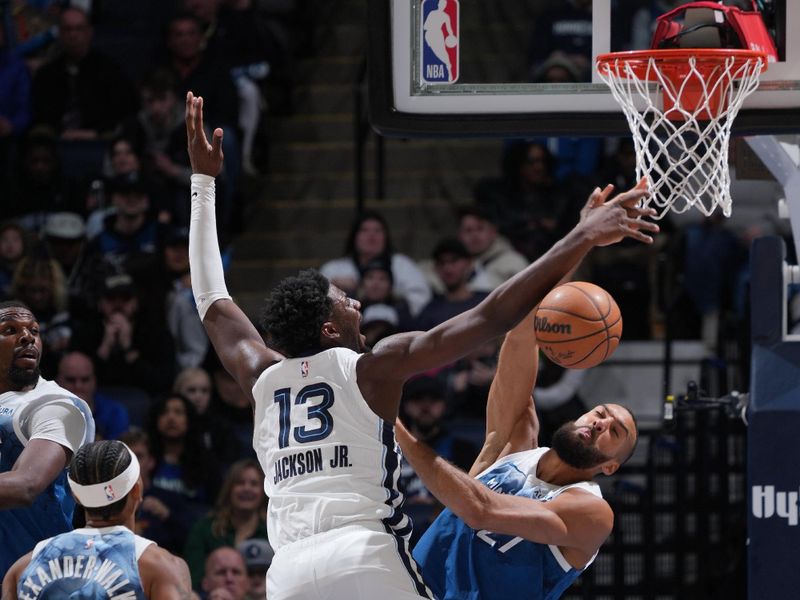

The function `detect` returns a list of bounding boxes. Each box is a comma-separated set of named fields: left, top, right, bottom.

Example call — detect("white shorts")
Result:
left=267, top=521, right=436, bottom=600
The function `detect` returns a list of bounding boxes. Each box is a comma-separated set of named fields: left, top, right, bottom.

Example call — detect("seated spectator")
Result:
left=361, top=303, right=401, bottom=348
left=398, top=376, right=479, bottom=544
left=10, top=253, right=71, bottom=377
left=184, top=458, right=269, bottom=589
left=474, top=140, right=584, bottom=262
left=0, top=26, right=32, bottom=187
left=173, top=365, right=242, bottom=466
left=7, top=129, right=79, bottom=228
left=30, top=6, right=138, bottom=140
left=84, top=173, right=164, bottom=279
left=237, top=538, right=273, bottom=600
left=41, top=211, right=94, bottom=315
left=148, top=393, right=223, bottom=552
left=414, top=238, right=489, bottom=332
left=357, top=257, right=414, bottom=329
left=123, top=68, right=217, bottom=228
left=160, top=226, right=210, bottom=370
left=121, top=428, right=201, bottom=555
left=70, top=272, right=176, bottom=395
left=56, top=351, right=131, bottom=440
left=457, top=206, right=528, bottom=291
left=205, top=351, right=256, bottom=460
left=201, top=547, right=251, bottom=600
left=0, top=222, right=28, bottom=299
left=320, top=211, right=432, bottom=316
left=448, top=338, right=500, bottom=421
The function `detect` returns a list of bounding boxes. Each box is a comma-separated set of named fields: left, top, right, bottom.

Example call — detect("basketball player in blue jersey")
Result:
left=396, top=308, right=638, bottom=600
left=184, top=92, right=657, bottom=600
left=0, top=301, right=95, bottom=578
left=1, top=440, right=193, bottom=599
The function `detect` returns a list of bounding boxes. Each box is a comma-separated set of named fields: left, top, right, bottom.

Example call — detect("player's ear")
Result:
left=600, top=460, right=620, bottom=476
left=321, top=320, right=340, bottom=340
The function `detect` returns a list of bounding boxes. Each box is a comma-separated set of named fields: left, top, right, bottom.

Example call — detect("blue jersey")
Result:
left=0, top=378, right=95, bottom=577
left=17, top=526, right=153, bottom=599
left=413, top=448, right=602, bottom=600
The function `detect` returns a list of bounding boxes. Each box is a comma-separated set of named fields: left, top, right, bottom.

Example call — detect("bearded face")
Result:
left=551, top=421, right=614, bottom=470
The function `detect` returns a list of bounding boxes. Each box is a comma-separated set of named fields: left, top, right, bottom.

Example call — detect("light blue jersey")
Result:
left=17, top=526, right=153, bottom=599
left=413, top=448, right=602, bottom=600
left=0, top=378, right=95, bottom=576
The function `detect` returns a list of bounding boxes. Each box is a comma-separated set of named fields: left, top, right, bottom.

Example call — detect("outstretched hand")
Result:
left=185, top=91, right=224, bottom=177
left=579, top=178, right=659, bottom=247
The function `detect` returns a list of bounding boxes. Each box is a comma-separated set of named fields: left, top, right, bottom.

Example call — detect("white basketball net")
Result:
left=597, top=53, right=765, bottom=219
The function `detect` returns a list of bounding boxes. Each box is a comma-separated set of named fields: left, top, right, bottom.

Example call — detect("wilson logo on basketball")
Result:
left=534, top=316, right=571, bottom=335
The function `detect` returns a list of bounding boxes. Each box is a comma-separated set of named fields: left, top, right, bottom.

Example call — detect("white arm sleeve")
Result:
left=189, top=174, right=232, bottom=320
left=27, top=402, right=87, bottom=454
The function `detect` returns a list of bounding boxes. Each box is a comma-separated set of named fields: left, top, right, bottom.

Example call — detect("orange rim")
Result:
left=596, top=48, right=768, bottom=80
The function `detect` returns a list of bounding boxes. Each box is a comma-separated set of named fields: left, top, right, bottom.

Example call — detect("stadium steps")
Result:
left=227, top=0, right=532, bottom=320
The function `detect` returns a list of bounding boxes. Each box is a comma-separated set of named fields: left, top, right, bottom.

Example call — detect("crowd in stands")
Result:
left=0, top=1, right=786, bottom=597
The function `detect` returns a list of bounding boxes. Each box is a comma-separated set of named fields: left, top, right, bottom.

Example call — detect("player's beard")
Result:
left=9, top=364, right=40, bottom=389
left=551, top=422, right=613, bottom=470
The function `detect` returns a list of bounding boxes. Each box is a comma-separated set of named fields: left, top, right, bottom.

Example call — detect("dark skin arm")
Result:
left=359, top=181, right=657, bottom=421
left=0, top=439, right=70, bottom=509
left=185, top=92, right=280, bottom=402
left=395, top=420, right=613, bottom=569
left=1, top=552, right=29, bottom=600
left=139, top=546, right=195, bottom=600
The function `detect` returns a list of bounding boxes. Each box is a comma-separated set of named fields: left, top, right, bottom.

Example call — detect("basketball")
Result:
left=534, top=282, right=622, bottom=369
left=445, top=35, right=457, bottom=48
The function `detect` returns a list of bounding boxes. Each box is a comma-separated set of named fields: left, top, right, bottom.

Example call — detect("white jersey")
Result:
left=253, top=348, right=406, bottom=551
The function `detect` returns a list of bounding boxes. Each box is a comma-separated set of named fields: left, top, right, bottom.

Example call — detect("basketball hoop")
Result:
left=596, top=49, right=768, bottom=218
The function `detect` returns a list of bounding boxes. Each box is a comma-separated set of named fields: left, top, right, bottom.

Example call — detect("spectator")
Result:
left=528, top=0, right=593, bottom=82
left=360, top=303, right=401, bottom=348
left=7, top=129, right=78, bottom=229
left=120, top=428, right=198, bottom=556
left=161, top=226, right=210, bottom=370
left=398, top=376, right=479, bottom=544
left=10, top=254, right=71, bottom=378
left=0, top=25, right=32, bottom=187
left=122, top=68, right=218, bottom=228
left=184, top=458, right=269, bottom=589
left=173, top=365, right=243, bottom=466
left=205, top=352, right=255, bottom=460
left=448, top=338, right=500, bottom=421
left=320, top=211, right=432, bottom=316
left=70, top=272, right=176, bottom=395
left=41, top=212, right=93, bottom=316
left=201, top=546, right=250, bottom=600
left=474, top=140, right=584, bottom=262
left=30, top=6, right=138, bottom=140
left=414, top=238, right=489, bottom=332
left=55, top=351, right=131, bottom=440
left=84, top=173, right=164, bottom=277
left=161, top=11, right=241, bottom=223
left=148, top=393, right=223, bottom=552
left=236, top=538, right=273, bottom=600
left=457, top=206, right=528, bottom=291
left=0, top=222, right=27, bottom=300
left=357, top=257, right=414, bottom=328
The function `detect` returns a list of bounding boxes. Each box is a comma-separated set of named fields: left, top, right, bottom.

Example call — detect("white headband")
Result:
left=68, top=446, right=140, bottom=508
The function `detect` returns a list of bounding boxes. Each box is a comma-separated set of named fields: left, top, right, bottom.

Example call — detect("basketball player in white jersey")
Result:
left=396, top=308, right=637, bottom=600
left=1, top=440, right=193, bottom=599
left=184, top=92, right=657, bottom=599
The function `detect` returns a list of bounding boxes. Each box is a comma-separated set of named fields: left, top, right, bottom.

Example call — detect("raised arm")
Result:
left=469, top=308, right=540, bottom=476
left=361, top=183, right=656, bottom=388
left=395, top=421, right=613, bottom=568
left=186, top=92, right=280, bottom=399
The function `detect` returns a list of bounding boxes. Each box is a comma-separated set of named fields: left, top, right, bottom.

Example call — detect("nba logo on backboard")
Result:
left=421, top=0, right=459, bottom=84
left=301, top=361, right=309, bottom=378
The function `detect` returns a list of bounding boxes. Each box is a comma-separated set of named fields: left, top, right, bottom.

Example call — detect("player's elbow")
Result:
left=460, top=490, right=496, bottom=530
left=14, top=482, right=40, bottom=507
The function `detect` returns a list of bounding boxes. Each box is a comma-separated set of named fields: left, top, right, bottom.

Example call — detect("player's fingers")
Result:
left=185, top=92, right=195, bottom=135
left=597, top=183, right=615, bottom=204
left=197, top=96, right=206, bottom=139
left=611, top=187, right=650, bottom=208
left=622, top=223, right=655, bottom=244
left=211, top=128, right=224, bottom=158
left=626, top=204, right=658, bottom=219
left=626, top=217, right=660, bottom=233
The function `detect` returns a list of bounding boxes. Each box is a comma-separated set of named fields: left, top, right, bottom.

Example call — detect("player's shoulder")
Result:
left=139, top=545, right=189, bottom=579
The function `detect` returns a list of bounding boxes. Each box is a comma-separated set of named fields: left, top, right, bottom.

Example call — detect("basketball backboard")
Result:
left=367, top=0, right=799, bottom=137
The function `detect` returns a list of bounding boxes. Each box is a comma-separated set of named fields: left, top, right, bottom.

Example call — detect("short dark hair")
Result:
left=261, top=270, right=332, bottom=357
left=0, top=300, right=32, bottom=313
left=69, top=440, right=132, bottom=521
left=432, top=238, right=470, bottom=261
left=458, top=205, right=495, bottom=225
